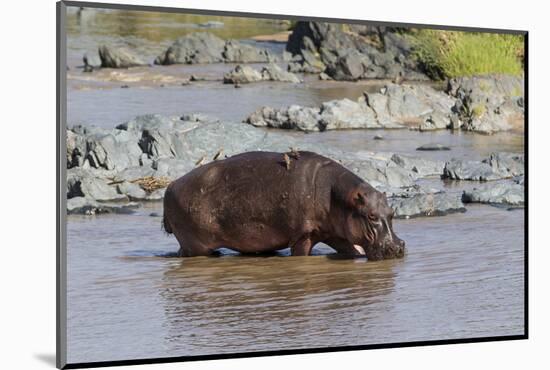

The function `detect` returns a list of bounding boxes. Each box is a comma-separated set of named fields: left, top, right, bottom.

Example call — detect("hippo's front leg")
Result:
left=290, top=236, right=314, bottom=256
left=324, top=237, right=366, bottom=257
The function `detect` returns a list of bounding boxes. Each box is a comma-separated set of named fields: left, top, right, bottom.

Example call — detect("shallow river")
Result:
left=65, top=8, right=525, bottom=364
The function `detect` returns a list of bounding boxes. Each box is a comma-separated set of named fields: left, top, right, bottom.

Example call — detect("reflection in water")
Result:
left=66, top=202, right=524, bottom=363
left=160, top=256, right=398, bottom=353
left=68, top=8, right=288, bottom=43
left=66, top=7, right=287, bottom=69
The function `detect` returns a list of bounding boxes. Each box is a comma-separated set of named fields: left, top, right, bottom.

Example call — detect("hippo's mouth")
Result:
left=357, top=217, right=404, bottom=260
left=358, top=216, right=376, bottom=246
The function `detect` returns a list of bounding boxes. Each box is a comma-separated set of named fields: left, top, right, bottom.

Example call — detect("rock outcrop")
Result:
left=446, top=75, right=525, bottom=134
left=443, top=152, right=524, bottom=181
left=154, top=33, right=277, bottom=65
left=245, top=76, right=524, bottom=134
left=223, top=64, right=301, bottom=84
left=285, top=22, right=429, bottom=81
left=98, top=45, right=148, bottom=68
left=245, top=83, right=455, bottom=132
left=462, top=182, right=524, bottom=205
left=66, top=114, right=523, bottom=218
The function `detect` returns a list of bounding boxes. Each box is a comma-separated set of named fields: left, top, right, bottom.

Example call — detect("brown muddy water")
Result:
left=65, top=8, right=525, bottom=364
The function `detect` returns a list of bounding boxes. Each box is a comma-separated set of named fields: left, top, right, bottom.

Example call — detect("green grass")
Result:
left=471, top=104, right=486, bottom=118
left=410, top=30, right=524, bottom=80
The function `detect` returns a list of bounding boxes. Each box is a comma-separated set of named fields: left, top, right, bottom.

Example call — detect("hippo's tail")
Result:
left=162, top=182, right=175, bottom=235
left=162, top=214, right=173, bottom=234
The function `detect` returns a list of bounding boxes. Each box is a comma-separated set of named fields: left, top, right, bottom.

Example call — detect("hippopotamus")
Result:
left=162, top=151, right=405, bottom=260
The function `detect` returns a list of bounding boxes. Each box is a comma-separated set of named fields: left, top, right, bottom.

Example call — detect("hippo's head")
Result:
left=344, top=184, right=405, bottom=260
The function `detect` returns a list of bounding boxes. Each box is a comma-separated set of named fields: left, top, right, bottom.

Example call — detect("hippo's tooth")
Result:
left=353, top=244, right=366, bottom=255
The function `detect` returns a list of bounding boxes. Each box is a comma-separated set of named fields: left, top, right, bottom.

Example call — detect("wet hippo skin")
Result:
left=163, top=151, right=405, bottom=260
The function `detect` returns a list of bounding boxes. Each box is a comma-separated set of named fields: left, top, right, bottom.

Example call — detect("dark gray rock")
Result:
left=447, top=75, right=524, bottom=134
left=66, top=130, right=87, bottom=168
left=83, top=51, right=101, bottom=70
left=341, top=159, right=416, bottom=189
left=287, top=50, right=326, bottom=74
left=223, top=64, right=301, bottom=84
left=244, top=93, right=410, bottom=132
left=152, top=158, right=194, bottom=180
left=416, top=144, right=451, bottom=151
left=246, top=105, right=322, bottom=132
left=67, top=168, right=127, bottom=202
left=443, top=159, right=501, bottom=181
left=179, top=121, right=267, bottom=163
left=389, top=192, right=466, bottom=219
left=116, top=181, right=148, bottom=201
left=67, top=196, right=140, bottom=215
left=244, top=83, right=455, bottom=132
left=154, top=33, right=276, bottom=65
left=364, top=84, right=455, bottom=130
left=484, top=152, right=524, bottom=177
left=443, top=152, right=523, bottom=181
left=390, top=153, right=445, bottom=177
left=138, top=127, right=188, bottom=160
left=285, top=21, right=429, bottom=80
left=84, top=129, right=142, bottom=171
left=319, top=99, right=380, bottom=130
left=462, top=182, right=524, bottom=205
left=116, top=114, right=181, bottom=132
left=180, top=113, right=218, bottom=123
left=260, top=64, right=301, bottom=83
left=222, top=41, right=276, bottom=63
left=98, top=45, right=147, bottom=68
left=154, top=33, right=225, bottom=65
left=325, top=49, right=368, bottom=81
left=223, top=65, right=263, bottom=84
left=286, top=22, right=336, bottom=55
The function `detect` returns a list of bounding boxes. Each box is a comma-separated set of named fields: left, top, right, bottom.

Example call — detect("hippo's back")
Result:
left=169, top=150, right=334, bottom=199
left=163, top=151, right=339, bottom=249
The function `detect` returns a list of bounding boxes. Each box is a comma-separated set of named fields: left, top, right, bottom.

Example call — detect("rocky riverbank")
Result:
left=67, top=23, right=525, bottom=218
left=246, top=75, right=524, bottom=134
left=76, top=30, right=524, bottom=135
left=223, top=64, right=301, bottom=84
left=285, top=22, right=429, bottom=81
left=66, top=113, right=524, bottom=217
left=81, top=32, right=280, bottom=72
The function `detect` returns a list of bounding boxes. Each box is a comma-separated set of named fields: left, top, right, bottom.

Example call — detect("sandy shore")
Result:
left=250, top=31, right=291, bottom=43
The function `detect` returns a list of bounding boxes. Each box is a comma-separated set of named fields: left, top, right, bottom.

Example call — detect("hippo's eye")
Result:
left=368, top=214, right=380, bottom=222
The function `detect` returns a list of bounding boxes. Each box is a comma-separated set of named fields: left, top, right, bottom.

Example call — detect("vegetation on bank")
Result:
left=410, top=30, right=524, bottom=80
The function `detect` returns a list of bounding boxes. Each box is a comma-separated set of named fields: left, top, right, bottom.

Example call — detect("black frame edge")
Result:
left=62, top=335, right=527, bottom=369
left=57, top=1, right=68, bottom=369
left=523, top=31, right=529, bottom=339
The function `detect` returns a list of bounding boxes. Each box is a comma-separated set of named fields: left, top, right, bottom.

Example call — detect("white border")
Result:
left=3, top=0, right=548, bottom=369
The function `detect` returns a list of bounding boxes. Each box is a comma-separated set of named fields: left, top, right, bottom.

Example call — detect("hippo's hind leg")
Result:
left=172, top=232, right=214, bottom=257
left=290, top=236, right=314, bottom=256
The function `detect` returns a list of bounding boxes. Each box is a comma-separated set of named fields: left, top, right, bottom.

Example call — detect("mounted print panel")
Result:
left=57, top=1, right=527, bottom=368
